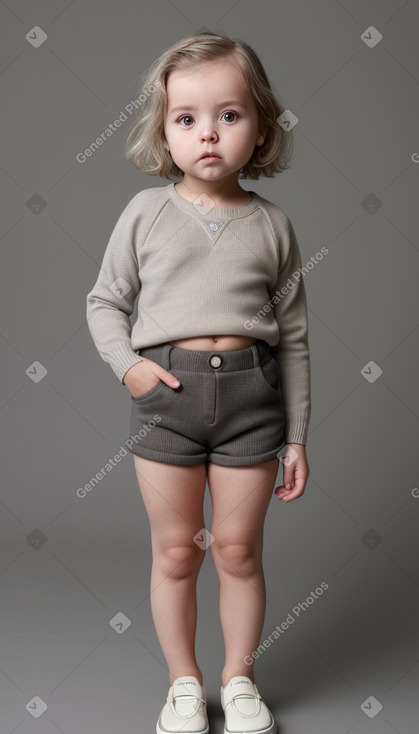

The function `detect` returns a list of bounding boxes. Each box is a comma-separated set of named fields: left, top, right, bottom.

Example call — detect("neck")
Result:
left=176, top=177, right=251, bottom=206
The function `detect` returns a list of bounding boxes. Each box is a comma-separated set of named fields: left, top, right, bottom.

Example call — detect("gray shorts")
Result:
left=127, top=339, right=286, bottom=466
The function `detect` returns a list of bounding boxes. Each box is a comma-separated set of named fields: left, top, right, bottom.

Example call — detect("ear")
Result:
left=256, top=121, right=268, bottom=147
left=162, top=140, right=170, bottom=151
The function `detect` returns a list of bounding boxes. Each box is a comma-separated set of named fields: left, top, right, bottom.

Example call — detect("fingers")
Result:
left=274, top=461, right=309, bottom=503
left=282, top=463, right=297, bottom=489
left=124, top=359, right=181, bottom=395
left=137, top=359, right=181, bottom=389
left=156, top=365, right=181, bottom=389
left=275, top=476, right=305, bottom=502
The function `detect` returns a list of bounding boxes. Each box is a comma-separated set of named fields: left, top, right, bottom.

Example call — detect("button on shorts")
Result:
left=127, top=339, right=286, bottom=466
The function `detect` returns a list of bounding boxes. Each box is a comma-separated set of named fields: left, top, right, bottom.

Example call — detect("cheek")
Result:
left=232, top=130, right=258, bottom=153
left=172, top=138, right=188, bottom=157
left=235, top=122, right=257, bottom=141
left=165, top=130, right=181, bottom=150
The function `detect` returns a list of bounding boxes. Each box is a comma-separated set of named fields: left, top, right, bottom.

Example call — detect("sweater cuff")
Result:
left=284, top=409, right=310, bottom=445
left=108, top=342, right=146, bottom=384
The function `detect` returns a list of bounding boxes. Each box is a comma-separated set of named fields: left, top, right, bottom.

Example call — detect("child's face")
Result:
left=163, top=56, right=267, bottom=189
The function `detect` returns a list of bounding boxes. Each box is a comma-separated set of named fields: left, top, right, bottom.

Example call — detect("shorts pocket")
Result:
left=256, top=357, right=281, bottom=395
left=131, top=379, right=165, bottom=402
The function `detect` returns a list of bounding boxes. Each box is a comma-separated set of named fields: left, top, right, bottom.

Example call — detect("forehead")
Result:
left=166, top=57, right=248, bottom=98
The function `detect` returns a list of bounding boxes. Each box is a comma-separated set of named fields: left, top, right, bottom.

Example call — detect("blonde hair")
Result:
left=124, top=31, right=294, bottom=179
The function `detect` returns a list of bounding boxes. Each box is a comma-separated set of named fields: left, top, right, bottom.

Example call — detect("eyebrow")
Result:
left=168, top=101, right=247, bottom=114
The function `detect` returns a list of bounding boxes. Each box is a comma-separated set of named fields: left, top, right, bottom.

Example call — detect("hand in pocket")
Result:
left=123, top=358, right=180, bottom=398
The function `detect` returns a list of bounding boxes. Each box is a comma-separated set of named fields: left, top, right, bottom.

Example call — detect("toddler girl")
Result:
left=86, top=31, right=311, bottom=734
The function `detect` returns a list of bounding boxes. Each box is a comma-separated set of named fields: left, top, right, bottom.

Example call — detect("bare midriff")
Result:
left=168, top=335, right=258, bottom=351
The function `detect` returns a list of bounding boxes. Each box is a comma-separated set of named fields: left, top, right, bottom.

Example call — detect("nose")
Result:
left=199, top=123, right=218, bottom=143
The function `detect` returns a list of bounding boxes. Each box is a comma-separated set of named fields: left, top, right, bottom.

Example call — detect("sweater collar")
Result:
left=168, top=182, right=260, bottom=220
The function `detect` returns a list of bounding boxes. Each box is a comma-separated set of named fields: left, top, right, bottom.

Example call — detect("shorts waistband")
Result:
left=135, top=339, right=273, bottom=373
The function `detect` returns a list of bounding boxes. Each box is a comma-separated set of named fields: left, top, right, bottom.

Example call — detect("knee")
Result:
left=157, top=544, right=205, bottom=581
left=210, top=541, right=261, bottom=578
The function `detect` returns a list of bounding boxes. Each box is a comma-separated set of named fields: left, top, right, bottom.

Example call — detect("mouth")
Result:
left=200, top=152, right=221, bottom=161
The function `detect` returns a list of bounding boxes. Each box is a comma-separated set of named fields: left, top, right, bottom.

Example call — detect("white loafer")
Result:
left=156, top=675, right=209, bottom=734
left=221, top=676, right=277, bottom=734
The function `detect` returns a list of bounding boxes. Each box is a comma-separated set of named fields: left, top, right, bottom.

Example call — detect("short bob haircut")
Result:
left=124, top=31, right=294, bottom=179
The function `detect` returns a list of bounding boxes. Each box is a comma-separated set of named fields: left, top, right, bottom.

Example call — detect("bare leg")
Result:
left=207, top=458, right=279, bottom=687
left=133, top=454, right=208, bottom=685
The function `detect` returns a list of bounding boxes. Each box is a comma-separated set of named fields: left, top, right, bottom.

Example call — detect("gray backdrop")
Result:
left=1, top=1, right=418, bottom=733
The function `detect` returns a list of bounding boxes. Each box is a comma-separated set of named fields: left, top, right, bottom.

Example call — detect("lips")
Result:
left=200, top=152, right=221, bottom=159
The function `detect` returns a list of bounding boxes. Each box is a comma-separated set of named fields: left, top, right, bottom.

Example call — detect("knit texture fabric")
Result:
left=86, top=182, right=311, bottom=444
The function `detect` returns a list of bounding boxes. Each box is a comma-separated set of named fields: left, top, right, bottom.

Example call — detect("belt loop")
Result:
left=250, top=343, right=260, bottom=367
left=161, top=343, right=173, bottom=370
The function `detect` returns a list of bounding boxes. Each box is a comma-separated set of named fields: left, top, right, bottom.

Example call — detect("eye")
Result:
left=178, top=115, right=194, bottom=127
left=221, top=111, right=237, bottom=122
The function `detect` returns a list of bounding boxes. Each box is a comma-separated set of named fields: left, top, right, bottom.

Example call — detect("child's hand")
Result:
left=275, top=443, right=309, bottom=503
left=123, top=359, right=181, bottom=398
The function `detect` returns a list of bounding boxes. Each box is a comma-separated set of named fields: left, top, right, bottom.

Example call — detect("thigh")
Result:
left=207, top=458, right=279, bottom=547
left=132, top=454, right=208, bottom=550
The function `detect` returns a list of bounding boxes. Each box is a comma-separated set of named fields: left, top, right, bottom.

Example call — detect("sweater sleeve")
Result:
left=86, top=198, right=146, bottom=384
left=269, top=215, right=311, bottom=446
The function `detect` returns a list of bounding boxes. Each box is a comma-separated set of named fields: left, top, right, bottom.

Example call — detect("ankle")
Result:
left=170, top=671, right=204, bottom=686
left=222, top=671, right=254, bottom=688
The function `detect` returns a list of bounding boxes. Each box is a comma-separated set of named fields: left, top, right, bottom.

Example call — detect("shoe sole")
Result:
left=224, top=718, right=277, bottom=734
left=156, top=721, right=209, bottom=734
